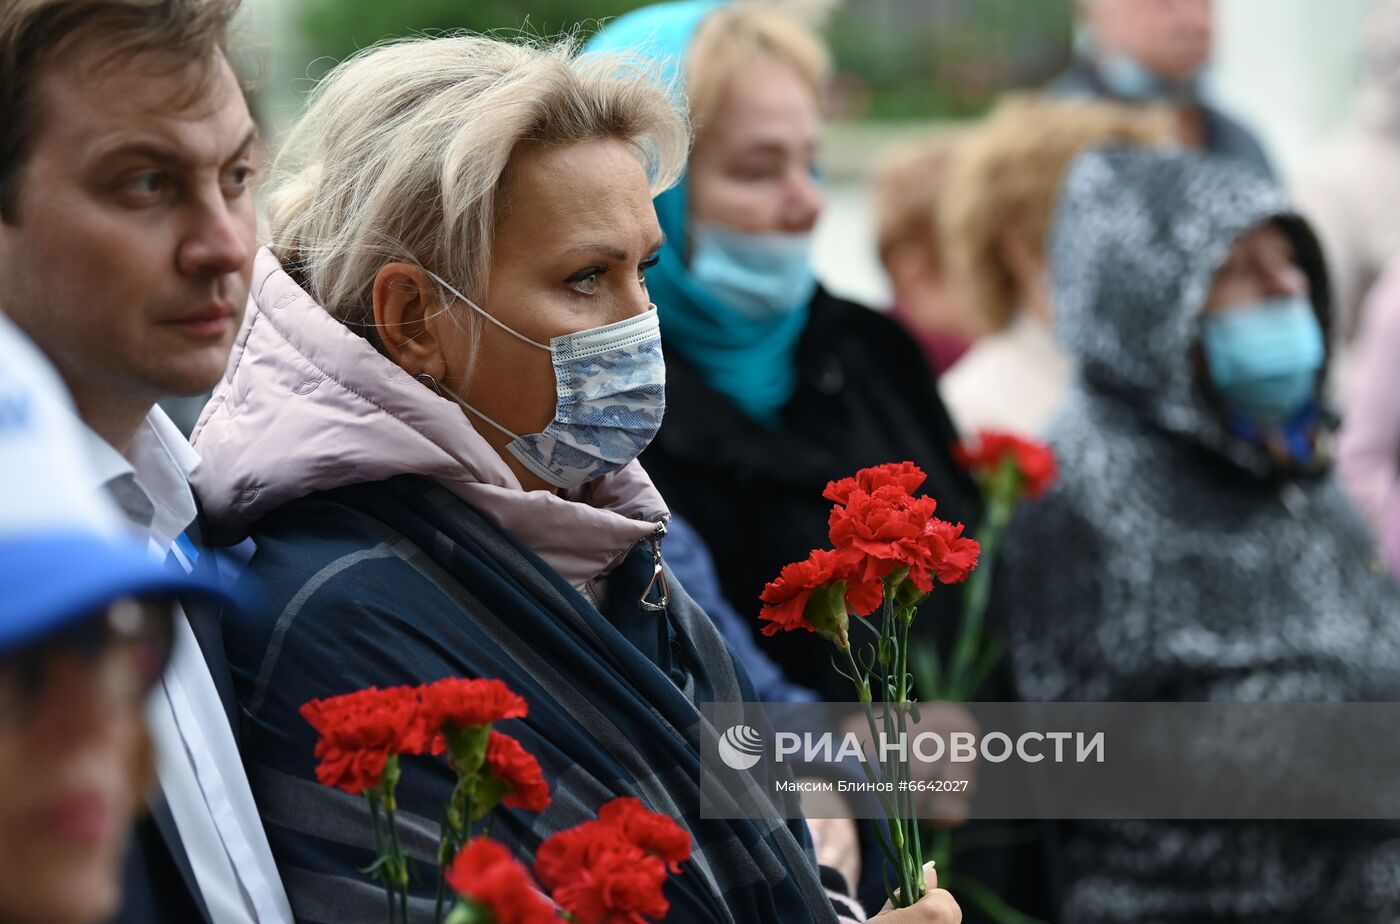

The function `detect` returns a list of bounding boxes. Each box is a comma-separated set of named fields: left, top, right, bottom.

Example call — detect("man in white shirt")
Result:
left=0, top=2, right=292, bottom=922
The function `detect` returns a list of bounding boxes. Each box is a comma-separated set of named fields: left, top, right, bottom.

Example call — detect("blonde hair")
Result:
left=265, top=34, right=689, bottom=352
left=873, top=130, right=964, bottom=273
left=686, top=1, right=832, bottom=132
left=943, top=93, right=1175, bottom=330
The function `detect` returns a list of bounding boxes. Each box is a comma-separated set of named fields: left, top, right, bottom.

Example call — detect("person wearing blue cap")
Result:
left=0, top=313, right=236, bottom=924
left=0, top=1, right=292, bottom=921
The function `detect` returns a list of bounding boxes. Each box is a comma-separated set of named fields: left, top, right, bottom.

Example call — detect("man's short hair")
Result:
left=0, top=0, right=241, bottom=221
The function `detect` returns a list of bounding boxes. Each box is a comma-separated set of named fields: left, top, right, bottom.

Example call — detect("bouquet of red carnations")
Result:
left=300, top=677, right=691, bottom=924
left=757, top=462, right=982, bottom=907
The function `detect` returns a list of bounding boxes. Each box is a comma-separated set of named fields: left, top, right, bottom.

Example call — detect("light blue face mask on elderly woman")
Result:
left=1200, top=296, right=1325, bottom=425
left=689, top=221, right=818, bottom=321
left=422, top=270, right=666, bottom=490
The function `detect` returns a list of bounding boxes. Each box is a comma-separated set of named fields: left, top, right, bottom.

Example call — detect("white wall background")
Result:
left=1212, top=0, right=1372, bottom=181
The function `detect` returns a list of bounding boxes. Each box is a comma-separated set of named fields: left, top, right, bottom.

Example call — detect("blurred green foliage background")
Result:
left=282, top=0, right=1074, bottom=121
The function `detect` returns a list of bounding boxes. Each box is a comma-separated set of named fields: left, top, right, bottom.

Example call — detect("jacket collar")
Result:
left=192, top=247, right=668, bottom=590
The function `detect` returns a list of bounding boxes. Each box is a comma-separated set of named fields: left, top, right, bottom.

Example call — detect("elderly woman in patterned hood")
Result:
left=995, top=145, right=1400, bottom=921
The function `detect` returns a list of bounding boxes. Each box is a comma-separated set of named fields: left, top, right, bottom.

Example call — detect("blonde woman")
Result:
left=588, top=0, right=975, bottom=735
left=938, top=94, right=1173, bottom=435
left=190, top=33, right=958, bottom=924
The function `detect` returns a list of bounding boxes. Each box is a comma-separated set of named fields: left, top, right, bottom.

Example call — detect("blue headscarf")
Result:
left=585, top=0, right=813, bottom=424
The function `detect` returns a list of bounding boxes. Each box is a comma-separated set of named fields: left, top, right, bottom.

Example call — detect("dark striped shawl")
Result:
left=221, top=475, right=860, bottom=923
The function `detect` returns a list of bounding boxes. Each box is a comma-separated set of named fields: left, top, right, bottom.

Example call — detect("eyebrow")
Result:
left=226, top=128, right=259, bottom=165
left=91, top=126, right=258, bottom=170
left=565, top=235, right=667, bottom=261
left=735, top=139, right=816, bottom=157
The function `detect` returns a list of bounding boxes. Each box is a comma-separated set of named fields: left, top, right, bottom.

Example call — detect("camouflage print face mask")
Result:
left=425, top=270, right=666, bottom=490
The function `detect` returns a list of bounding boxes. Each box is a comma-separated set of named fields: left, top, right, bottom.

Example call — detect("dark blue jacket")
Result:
left=221, top=475, right=854, bottom=924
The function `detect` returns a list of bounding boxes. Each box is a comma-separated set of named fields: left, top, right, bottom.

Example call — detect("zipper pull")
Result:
left=640, top=519, right=670, bottom=612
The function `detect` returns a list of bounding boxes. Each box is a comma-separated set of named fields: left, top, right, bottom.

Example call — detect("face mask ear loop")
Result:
left=436, top=379, right=525, bottom=442
left=414, top=372, right=445, bottom=396
left=421, top=269, right=551, bottom=351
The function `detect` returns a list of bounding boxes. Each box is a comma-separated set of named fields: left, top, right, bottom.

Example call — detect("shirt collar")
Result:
left=82, top=405, right=201, bottom=552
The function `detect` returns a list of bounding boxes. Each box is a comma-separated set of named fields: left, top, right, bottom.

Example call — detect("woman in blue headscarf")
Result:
left=587, top=2, right=977, bottom=705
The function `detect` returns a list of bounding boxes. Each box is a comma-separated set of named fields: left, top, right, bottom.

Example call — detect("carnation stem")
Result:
left=368, top=793, right=397, bottom=924
left=886, top=592, right=923, bottom=906
left=386, top=804, right=408, bottom=923
left=947, top=458, right=1016, bottom=700
left=434, top=807, right=449, bottom=924
left=896, top=678, right=926, bottom=901
left=846, top=643, right=915, bottom=905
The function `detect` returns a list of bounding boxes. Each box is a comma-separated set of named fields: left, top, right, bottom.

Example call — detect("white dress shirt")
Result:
left=84, top=407, right=293, bottom=924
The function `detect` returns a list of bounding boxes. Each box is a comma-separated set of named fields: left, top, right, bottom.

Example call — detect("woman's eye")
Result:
left=639, top=255, right=660, bottom=286
left=732, top=159, right=783, bottom=182
left=566, top=267, right=604, bottom=295
left=740, top=167, right=780, bottom=182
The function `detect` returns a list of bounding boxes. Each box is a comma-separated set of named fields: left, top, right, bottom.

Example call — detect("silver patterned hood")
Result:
left=1000, top=147, right=1400, bottom=923
left=1048, top=145, right=1332, bottom=475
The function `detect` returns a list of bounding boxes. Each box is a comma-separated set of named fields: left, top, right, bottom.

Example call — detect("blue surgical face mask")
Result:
left=689, top=221, right=818, bottom=320
left=424, top=270, right=666, bottom=490
left=1098, top=52, right=1202, bottom=103
left=1200, top=297, right=1324, bottom=426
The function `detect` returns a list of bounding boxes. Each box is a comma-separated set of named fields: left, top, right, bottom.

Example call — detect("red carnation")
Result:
left=758, top=549, right=840, bottom=636
left=758, top=548, right=883, bottom=646
left=446, top=837, right=558, bottom=924
left=828, top=485, right=941, bottom=587
left=422, top=676, right=529, bottom=729
left=953, top=431, right=1057, bottom=499
left=299, top=686, right=428, bottom=794
left=421, top=677, right=529, bottom=753
left=596, top=797, right=692, bottom=873
left=920, top=518, right=981, bottom=585
left=824, top=461, right=927, bottom=506
left=484, top=731, right=552, bottom=813
left=535, top=823, right=671, bottom=924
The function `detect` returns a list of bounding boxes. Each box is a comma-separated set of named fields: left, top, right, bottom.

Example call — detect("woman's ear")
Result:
left=372, top=262, right=448, bottom=381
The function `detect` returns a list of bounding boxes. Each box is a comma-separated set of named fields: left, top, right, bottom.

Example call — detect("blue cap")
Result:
left=0, top=313, right=234, bottom=654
